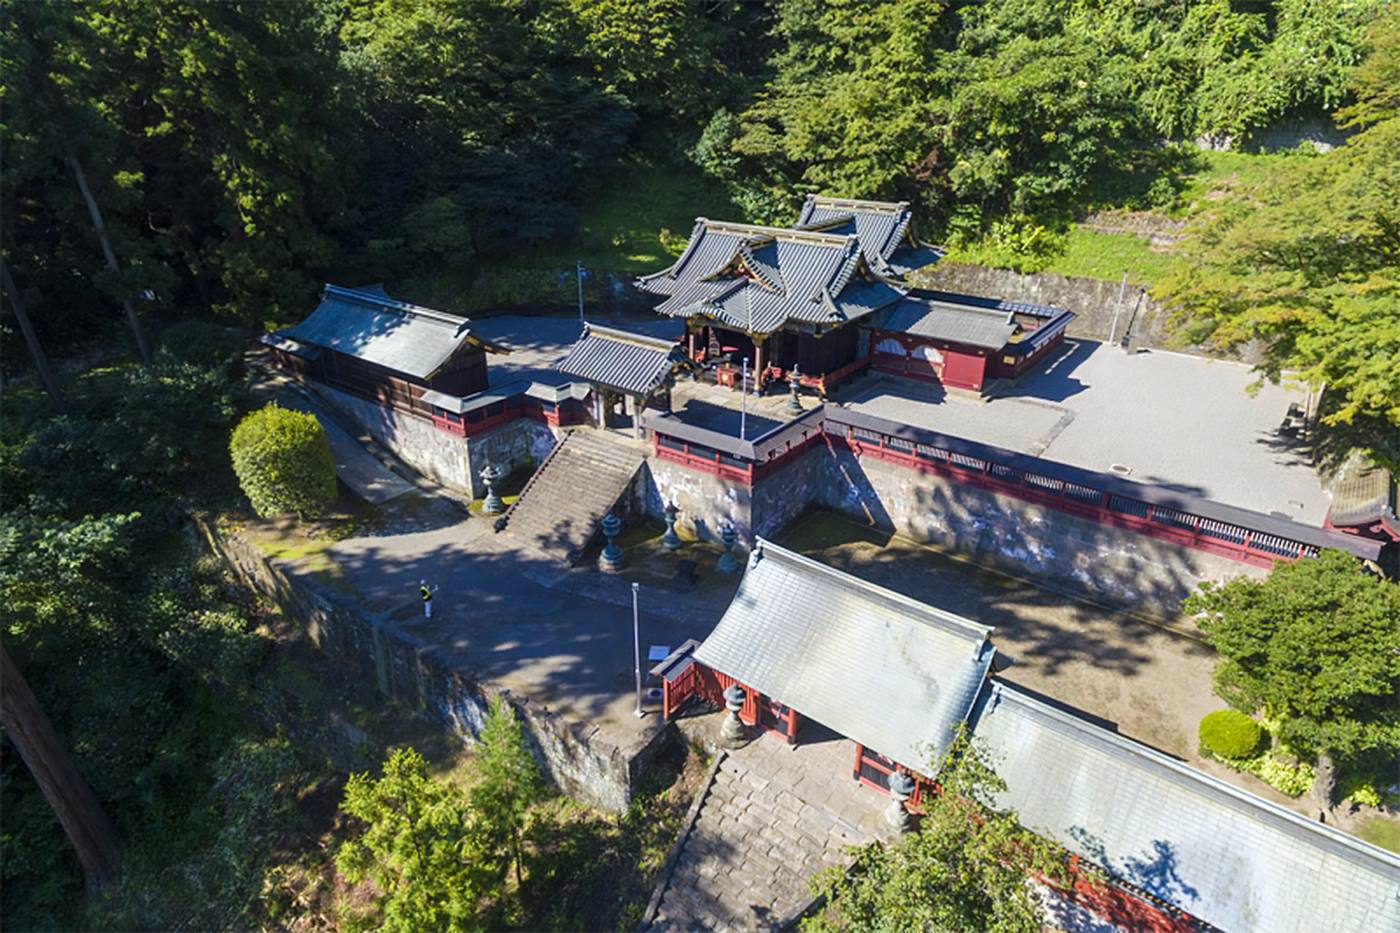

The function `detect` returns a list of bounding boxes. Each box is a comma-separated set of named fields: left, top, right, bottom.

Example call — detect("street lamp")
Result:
left=632, top=582, right=643, bottom=718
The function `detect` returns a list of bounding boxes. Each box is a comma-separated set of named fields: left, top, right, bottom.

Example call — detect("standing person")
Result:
left=420, top=579, right=438, bottom=619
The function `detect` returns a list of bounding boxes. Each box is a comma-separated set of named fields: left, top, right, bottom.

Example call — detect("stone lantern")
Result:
left=480, top=463, right=505, bottom=514
left=600, top=512, right=624, bottom=573
left=716, top=522, right=739, bottom=574
left=720, top=683, right=748, bottom=747
left=661, top=502, right=682, bottom=551
left=786, top=365, right=803, bottom=415
left=885, top=769, right=915, bottom=832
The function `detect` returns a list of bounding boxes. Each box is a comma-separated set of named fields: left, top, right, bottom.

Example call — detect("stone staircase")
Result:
left=502, top=430, right=645, bottom=564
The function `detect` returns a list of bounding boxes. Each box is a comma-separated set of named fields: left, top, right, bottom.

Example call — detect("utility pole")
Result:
left=740, top=357, right=748, bottom=440
left=631, top=582, right=644, bottom=718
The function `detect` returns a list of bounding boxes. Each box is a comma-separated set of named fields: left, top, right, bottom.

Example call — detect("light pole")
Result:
left=631, top=582, right=644, bottom=718
left=576, top=260, right=585, bottom=330
left=740, top=356, right=748, bottom=440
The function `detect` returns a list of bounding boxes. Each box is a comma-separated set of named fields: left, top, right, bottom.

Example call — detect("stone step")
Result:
left=503, top=431, right=644, bottom=563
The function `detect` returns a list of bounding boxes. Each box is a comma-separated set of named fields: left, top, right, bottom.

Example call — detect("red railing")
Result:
left=653, top=436, right=754, bottom=483
left=839, top=426, right=1317, bottom=569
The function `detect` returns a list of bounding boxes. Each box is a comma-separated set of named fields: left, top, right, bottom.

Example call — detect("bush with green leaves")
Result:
left=229, top=403, right=336, bottom=519
left=1199, top=709, right=1264, bottom=760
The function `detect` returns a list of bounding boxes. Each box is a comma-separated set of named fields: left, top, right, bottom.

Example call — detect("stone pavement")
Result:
left=647, top=723, right=892, bottom=931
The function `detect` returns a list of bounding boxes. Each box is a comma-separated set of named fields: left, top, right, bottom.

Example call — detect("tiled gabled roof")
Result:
left=636, top=219, right=906, bottom=336
left=796, top=195, right=942, bottom=276
left=970, top=682, right=1400, bottom=933
left=557, top=325, right=685, bottom=395
left=876, top=297, right=1020, bottom=350
left=282, top=284, right=507, bottom=380
left=694, top=540, right=996, bottom=776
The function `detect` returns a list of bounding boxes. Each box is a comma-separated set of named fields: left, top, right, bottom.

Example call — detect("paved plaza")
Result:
left=836, top=339, right=1331, bottom=523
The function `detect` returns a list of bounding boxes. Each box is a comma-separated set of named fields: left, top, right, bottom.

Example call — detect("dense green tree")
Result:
left=566, top=0, right=739, bottom=122
left=1184, top=550, right=1400, bottom=810
left=1156, top=10, right=1400, bottom=470
left=807, top=732, right=1075, bottom=933
left=471, top=699, right=544, bottom=887
left=337, top=747, right=498, bottom=933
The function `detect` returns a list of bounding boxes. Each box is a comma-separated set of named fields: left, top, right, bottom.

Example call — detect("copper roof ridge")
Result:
left=701, top=219, right=855, bottom=247
left=807, top=194, right=909, bottom=214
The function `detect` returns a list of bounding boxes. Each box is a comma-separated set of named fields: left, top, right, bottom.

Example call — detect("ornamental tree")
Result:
left=336, top=748, right=499, bottom=933
left=471, top=699, right=544, bottom=888
left=228, top=403, right=336, bottom=520
left=1184, top=549, right=1400, bottom=810
left=807, top=731, right=1075, bottom=933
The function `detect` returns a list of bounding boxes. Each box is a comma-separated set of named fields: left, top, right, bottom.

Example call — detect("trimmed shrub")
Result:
left=229, top=403, right=336, bottom=519
left=1198, top=709, right=1263, bottom=760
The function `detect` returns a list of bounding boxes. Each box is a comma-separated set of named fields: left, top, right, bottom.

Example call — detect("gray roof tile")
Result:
left=283, top=284, right=505, bottom=380
left=877, top=297, right=1020, bottom=349
left=557, top=325, right=684, bottom=395
left=693, top=540, right=995, bottom=775
left=970, top=682, right=1400, bottom=933
left=638, top=220, right=905, bottom=336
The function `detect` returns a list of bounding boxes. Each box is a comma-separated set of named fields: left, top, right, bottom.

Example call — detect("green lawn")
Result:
left=1040, top=228, right=1180, bottom=284
left=942, top=148, right=1299, bottom=288
left=510, top=157, right=742, bottom=274
left=1172, top=149, right=1299, bottom=216
left=1357, top=815, right=1400, bottom=854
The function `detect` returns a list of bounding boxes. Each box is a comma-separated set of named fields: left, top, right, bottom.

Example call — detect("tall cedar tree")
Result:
left=471, top=699, right=544, bottom=889
left=337, top=747, right=499, bottom=933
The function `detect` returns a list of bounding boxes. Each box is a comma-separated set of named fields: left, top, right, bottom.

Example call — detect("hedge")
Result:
left=229, top=403, right=337, bottom=519
left=1198, top=709, right=1263, bottom=760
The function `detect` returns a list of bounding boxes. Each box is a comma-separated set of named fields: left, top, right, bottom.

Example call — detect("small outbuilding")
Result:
left=264, top=283, right=509, bottom=429
left=868, top=290, right=1074, bottom=393
left=556, top=324, right=690, bottom=436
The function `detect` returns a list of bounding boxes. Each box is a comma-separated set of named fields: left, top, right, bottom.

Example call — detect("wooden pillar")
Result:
left=852, top=743, right=864, bottom=781
left=687, top=328, right=697, bottom=361
left=754, top=338, right=765, bottom=391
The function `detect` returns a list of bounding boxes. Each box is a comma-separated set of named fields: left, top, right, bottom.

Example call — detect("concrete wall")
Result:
left=911, top=261, right=1167, bottom=348
left=637, top=456, right=751, bottom=543
left=196, top=516, right=666, bottom=812
left=311, top=382, right=557, bottom=497
left=814, top=447, right=1268, bottom=616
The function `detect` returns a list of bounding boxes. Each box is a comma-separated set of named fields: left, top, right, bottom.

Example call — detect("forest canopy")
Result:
left=2, top=0, right=1385, bottom=343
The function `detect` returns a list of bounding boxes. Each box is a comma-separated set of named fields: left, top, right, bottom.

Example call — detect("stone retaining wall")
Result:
left=634, top=443, right=1263, bottom=618
left=815, top=448, right=1265, bottom=617
left=310, top=382, right=556, bottom=497
left=911, top=261, right=1166, bottom=348
left=196, top=515, right=667, bottom=812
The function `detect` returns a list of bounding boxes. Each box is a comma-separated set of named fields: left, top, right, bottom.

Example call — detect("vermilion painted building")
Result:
left=867, top=289, right=1075, bottom=393
left=657, top=540, right=1400, bottom=933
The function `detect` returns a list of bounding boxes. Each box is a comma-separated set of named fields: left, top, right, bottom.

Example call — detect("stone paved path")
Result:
left=648, top=726, right=891, bottom=931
